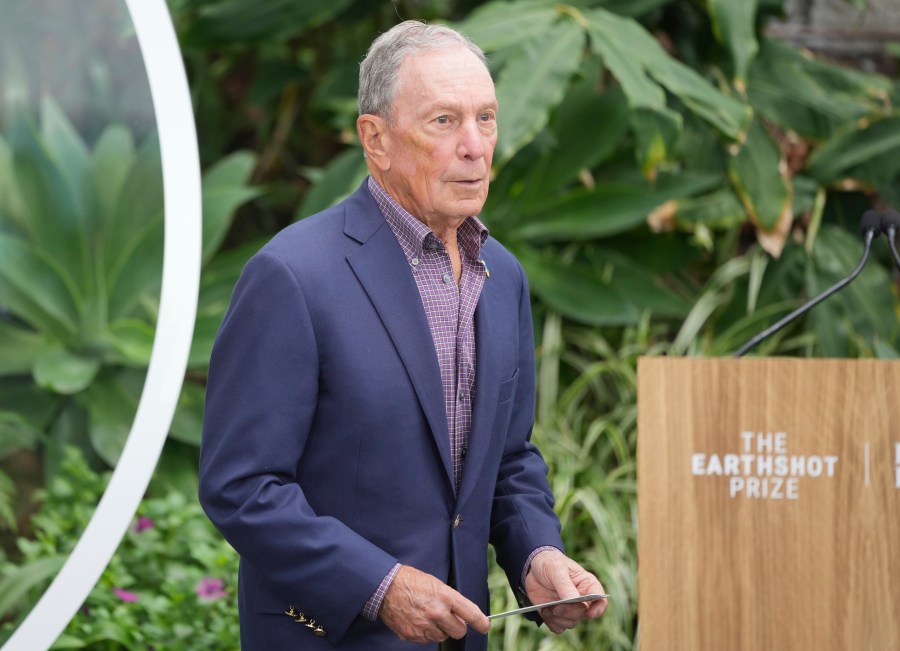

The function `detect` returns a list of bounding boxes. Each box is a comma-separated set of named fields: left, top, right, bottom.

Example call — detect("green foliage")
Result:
left=0, top=448, right=240, bottom=649
left=0, top=100, right=259, bottom=474
left=0, top=469, right=15, bottom=531
left=293, top=0, right=899, bottom=352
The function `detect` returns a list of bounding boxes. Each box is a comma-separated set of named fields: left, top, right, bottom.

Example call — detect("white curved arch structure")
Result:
left=2, top=1, right=201, bottom=649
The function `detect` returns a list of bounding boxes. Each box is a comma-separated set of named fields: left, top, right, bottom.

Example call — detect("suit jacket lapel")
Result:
left=457, top=256, right=501, bottom=507
left=344, top=187, right=455, bottom=490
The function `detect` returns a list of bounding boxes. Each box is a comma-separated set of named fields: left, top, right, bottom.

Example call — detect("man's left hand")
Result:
left=523, top=549, right=607, bottom=634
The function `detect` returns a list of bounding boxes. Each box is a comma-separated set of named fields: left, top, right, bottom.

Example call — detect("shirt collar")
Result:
left=367, top=176, right=488, bottom=262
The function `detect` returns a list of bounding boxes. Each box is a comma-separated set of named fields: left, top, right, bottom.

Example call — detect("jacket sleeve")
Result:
left=488, top=261, right=565, bottom=598
left=198, top=250, right=397, bottom=642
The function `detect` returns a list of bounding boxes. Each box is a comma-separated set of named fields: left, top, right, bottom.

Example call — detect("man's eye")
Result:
left=479, top=113, right=494, bottom=122
left=435, top=115, right=450, bottom=124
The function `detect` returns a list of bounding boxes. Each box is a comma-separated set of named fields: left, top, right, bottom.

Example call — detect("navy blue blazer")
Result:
left=199, top=180, right=564, bottom=650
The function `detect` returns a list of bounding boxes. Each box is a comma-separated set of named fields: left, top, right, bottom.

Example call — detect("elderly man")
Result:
left=199, top=20, right=606, bottom=650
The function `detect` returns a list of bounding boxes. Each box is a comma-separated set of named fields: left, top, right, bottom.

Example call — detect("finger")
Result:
left=435, top=614, right=468, bottom=640
left=450, top=596, right=489, bottom=635
left=549, top=602, right=589, bottom=620
left=546, top=564, right=581, bottom=600
left=430, top=624, right=451, bottom=643
left=585, top=596, right=608, bottom=618
left=542, top=613, right=579, bottom=634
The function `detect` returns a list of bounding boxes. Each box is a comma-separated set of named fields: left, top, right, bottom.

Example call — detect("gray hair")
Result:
left=358, top=20, right=489, bottom=122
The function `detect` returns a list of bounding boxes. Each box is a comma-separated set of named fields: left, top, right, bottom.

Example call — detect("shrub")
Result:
left=0, top=448, right=240, bottom=650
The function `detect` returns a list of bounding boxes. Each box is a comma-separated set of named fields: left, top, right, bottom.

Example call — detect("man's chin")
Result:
left=447, top=194, right=488, bottom=217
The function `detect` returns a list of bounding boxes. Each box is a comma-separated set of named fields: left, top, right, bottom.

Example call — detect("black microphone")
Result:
left=882, top=208, right=900, bottom=270
left=734, top=210, right=883, bottom=357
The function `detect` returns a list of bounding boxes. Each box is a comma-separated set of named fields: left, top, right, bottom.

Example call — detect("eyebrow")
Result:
left=428, top=101, right=499, bottom=114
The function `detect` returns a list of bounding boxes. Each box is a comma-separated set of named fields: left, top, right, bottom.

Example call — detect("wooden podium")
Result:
left=637, top=357, right=900, bottom=650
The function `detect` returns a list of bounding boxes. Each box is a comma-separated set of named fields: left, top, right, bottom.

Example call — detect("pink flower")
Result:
left=195, top=577, right=226, bottom=601
left=133, top=516, right=155, bottom=533
left=112, top=587, right=139, bottom=603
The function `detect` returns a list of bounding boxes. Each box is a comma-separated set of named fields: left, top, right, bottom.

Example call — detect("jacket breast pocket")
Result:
left=497, top=369, right=519, bottom=405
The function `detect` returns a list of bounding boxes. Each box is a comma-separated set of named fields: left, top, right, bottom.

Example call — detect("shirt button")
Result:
left=411, top=257, right=420, bottom=266
left=442, top=273, right=451, bottom=284
left=458, top=388, right=467, bottom=401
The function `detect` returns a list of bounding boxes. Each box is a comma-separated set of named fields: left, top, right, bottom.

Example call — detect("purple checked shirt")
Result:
left=368, top=176, right=487, bottom=490
left=361, top=178, right=557, bottom=621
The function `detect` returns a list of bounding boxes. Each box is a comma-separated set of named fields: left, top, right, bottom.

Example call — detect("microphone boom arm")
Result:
left=734, top=229, right=877, bottom=357
left=882, top=212, right=900, bottom=270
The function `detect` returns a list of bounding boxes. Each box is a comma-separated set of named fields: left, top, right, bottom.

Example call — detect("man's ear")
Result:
left=357, top=114, right=391, bottom=171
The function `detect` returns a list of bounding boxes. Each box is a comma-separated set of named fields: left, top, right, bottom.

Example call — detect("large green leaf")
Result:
left=0, top=233, right=81, bottom=339
left=0, top=320, right=48, bottom=375
left=40, top=98, right=94, bottom=238
left=629, top=106, right=682, bottom=179
left=804, top=113, right=900, bottom=187
left=454, top=0, right=561, bottom=52
left=536, top=76, right=629, bottom=193
left=509, top=172, right=722, bottom=242
left=104, top=135, right=165, bottom=320
left=0, top=134, right=25, bottom=223
left=81, top=371, right=141, bottom=466
left=747, top=39, right=892, bottom=142
left=103, top=318, right=156, bottom=367
left=105, top=135, right=163, bottom=295
left=588, top=19, right=666, bottom=112
left=493, top=19, right=585, bottom=167
left=587, top=7, right=751, bottom=142
left=727, top=119, right=792, bottom=243
left=91, top=125, right=137, bottom=237
left=296, top=147, right=368, bottom=220
left=487, top=78, right=630, bottom=226
left=106, top=217, right=164, bottom=320
left=515, top=245, right=690, bottom=325
left=33, top=347, right=101, bottom=395
left=5, top=112, right=89, bottom=289
left=182, top=0, right=356, bottom=47
left=201, top=151, right=260, bottom=264
left=669, top=187, right=747, bottom=230
left=516, top=246, right=640, bottom=325
left=584, top=247, right=692, bottom=318
left=706, top=0, right=759, bottom=92
left=594, top=0, right=677, bottom=17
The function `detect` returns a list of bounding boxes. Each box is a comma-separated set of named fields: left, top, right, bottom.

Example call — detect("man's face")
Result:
left=375, top=46, right=498, bottom=229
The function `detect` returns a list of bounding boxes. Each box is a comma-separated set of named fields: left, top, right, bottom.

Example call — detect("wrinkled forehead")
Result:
left=394, top=46, right=497, bottom=111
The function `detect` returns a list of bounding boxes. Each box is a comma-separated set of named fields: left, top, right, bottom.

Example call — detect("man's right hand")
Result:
left=379, top=565, right=490, bottom=644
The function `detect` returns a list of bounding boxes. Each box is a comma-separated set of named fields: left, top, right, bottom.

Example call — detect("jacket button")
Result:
left=453, top=514, right=461, bottom=529
left=314, top=626, right=326, bottom=637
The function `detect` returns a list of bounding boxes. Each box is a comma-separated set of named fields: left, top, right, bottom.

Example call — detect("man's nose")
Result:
left=457, top=120, right=486, bottom=160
